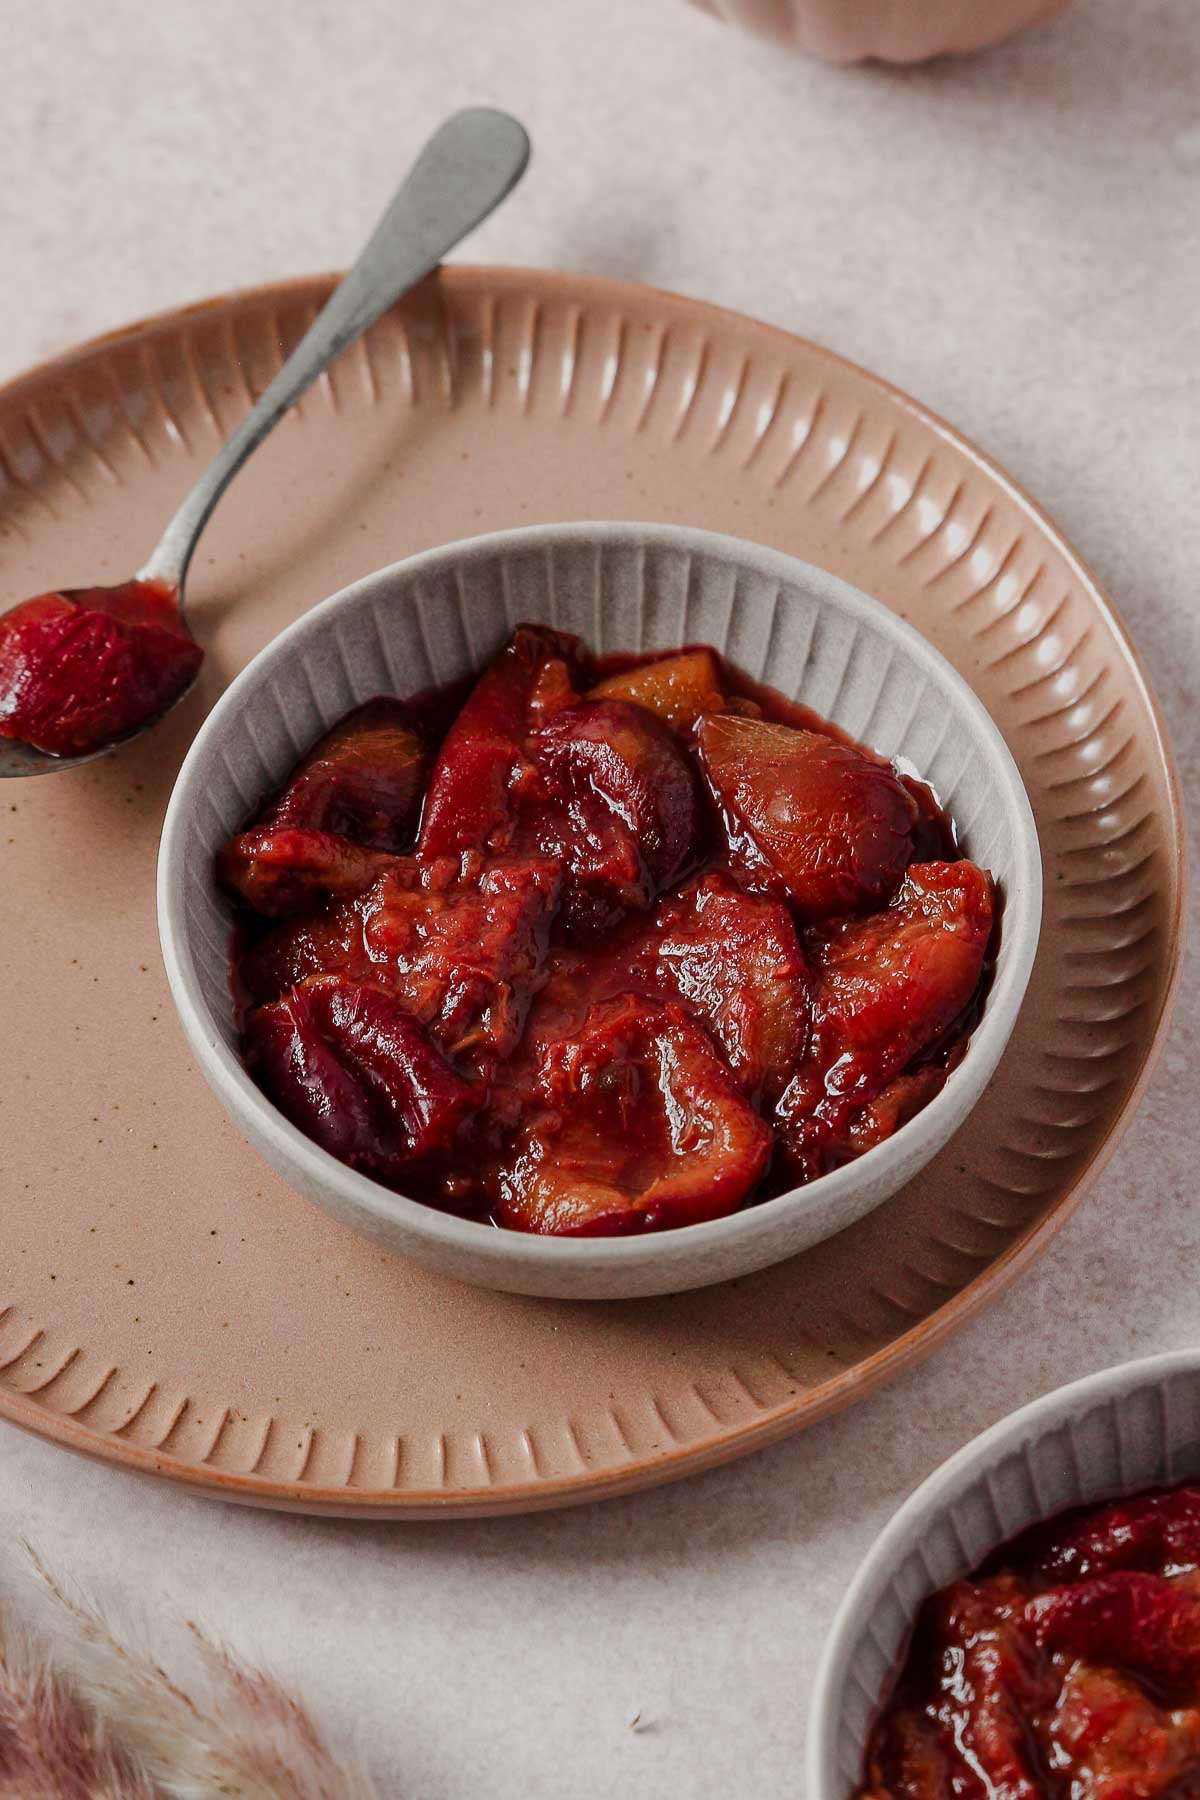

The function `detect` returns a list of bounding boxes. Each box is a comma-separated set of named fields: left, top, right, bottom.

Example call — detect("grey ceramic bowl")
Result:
left=809, top=1349, right=1200, bottom=1797
left=157, top=522, right=1041, bottom=1300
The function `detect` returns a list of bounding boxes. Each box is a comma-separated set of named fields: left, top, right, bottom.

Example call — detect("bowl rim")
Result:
left=157, top=519, right=1042, bottom=1279
left=805, top=1346, right=1200, bottom=1796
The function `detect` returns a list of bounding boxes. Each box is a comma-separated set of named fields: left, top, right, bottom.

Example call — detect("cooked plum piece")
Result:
left=804, top=861, right=993, bottom=1083
left=244, top=976, right=475, bottom=1177
left=418, top=624, right=584, bottom=859
left=242, top=854, right=561, bottom=1071
left=882, top=1576, right=1056, bottom=1800
left=587, top=649, right=730, bottom=736
left=843, top=1065, right=948, bottom=1161
left=494, top=995, right=772, bottom=1235
left=933, top=1579, right=1056, bottom=1796
left=697, top=713, right=918, bottom=921
left=0, top=580, right=202, bottom=757
left=217, top=828, right=400, bottom=916
left=528, top=698, right=701, bottom=934
left=1016, top=1485, right=1200, bottom=1584
left=857, top=1712, right=951, bottom=1800
left=644, top=872, right=809, bottom=1101
left=513, top=874, right=809, bottom=1100
left=1048, top=1663, right=1200, bottom=1800
left=1028, top=1572, right=1200, bottom=1684
left=263, top=697, right=425, bottom=851
left=357, top=855, right=560, bottom=1067
left=778, top=860, right=993, bottom=1179
left=239, top=909, right=371, bottom=1004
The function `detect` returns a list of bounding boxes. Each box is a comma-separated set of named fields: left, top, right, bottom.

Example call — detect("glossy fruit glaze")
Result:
left=216, top=625, right=995, bottom=1236
left=0, top=579, right=202, bottom=756
left=859, top=1482, right=1200, bottom=1798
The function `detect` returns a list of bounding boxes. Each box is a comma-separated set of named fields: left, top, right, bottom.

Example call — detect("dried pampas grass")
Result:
left=0, top=1545, right=384, bottom=1800
left=0, top=1610, right=155, bottom=1800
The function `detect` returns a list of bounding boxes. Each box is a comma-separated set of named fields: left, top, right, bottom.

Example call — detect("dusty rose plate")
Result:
left=0, top=268, right=1183, bottom=1517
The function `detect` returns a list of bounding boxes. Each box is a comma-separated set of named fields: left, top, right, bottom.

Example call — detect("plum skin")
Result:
left=697, top=712, right=919, bottom=922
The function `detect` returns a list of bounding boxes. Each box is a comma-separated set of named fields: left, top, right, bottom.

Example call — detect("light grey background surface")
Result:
left=1, top=1, right=1196, bottom=1794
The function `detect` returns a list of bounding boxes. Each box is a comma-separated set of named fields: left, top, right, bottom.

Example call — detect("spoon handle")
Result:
left=141, top=108, right=530, bottom=595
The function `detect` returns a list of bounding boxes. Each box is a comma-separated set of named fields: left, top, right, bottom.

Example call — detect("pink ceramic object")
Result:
left=0, top=267, right=1181, bottom=1517
left=689, top=0, right=1073, bottom=62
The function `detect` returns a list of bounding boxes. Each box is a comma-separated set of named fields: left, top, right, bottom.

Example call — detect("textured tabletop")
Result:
left=1, top=1, right=1196, bottom=1793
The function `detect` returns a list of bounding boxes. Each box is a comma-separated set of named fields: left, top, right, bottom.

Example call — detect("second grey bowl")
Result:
left=808, top=1350, right=1200, bottom=1797
left=157, top=523, right=1041, bottom=1299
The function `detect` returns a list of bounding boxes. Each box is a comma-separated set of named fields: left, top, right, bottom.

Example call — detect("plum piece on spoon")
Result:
left=0, top=580, right=202, bottom=758
left=0, top=107, right=530, bottom=778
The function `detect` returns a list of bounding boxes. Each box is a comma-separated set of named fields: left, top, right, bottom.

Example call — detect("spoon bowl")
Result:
left=0, top=630, right=203, bottom=778
left=0, top=734, right=132, bottom=778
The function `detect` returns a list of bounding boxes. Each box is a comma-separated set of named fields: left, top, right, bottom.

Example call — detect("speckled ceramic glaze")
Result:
left=0, top=268, right=1182, bottom=1514
left=158, top=523, right=1041, bottom=1300
left=809, top=1350, right=1200, bottom=1798
left=689, top=0, right=1072, bottom=61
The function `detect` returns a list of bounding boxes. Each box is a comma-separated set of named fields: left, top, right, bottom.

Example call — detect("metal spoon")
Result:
left=0, top=107, right=530, bottom=778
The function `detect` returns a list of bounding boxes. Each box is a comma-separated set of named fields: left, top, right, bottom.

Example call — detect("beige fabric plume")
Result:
left=0, top=1545, right=383, bottom=1800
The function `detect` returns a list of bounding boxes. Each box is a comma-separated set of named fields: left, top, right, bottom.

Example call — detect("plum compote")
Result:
left=859, top=1482, right=1200, bottom=1800
left=217, top=627, right=995, bottom=1235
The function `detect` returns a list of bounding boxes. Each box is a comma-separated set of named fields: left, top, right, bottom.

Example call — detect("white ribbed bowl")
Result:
left=809, top=1350, right=1200, bottom=1797
left=688, top=0, right=1072, bottom=63
left=158, top=523, right=1040, bottom=1299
